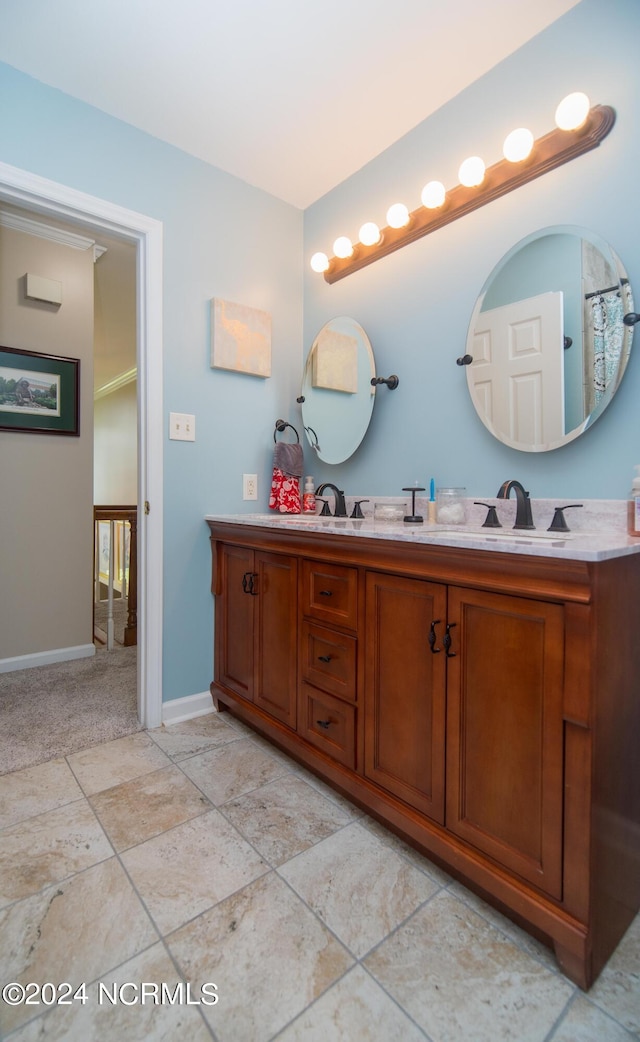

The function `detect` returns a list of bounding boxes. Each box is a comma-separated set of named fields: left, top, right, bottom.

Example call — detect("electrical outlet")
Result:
left=243, top=474, right=258, bottom=500
left=169, top=412, right=196, bottom=441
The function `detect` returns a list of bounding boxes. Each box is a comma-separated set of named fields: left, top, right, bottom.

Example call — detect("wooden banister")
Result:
left=93, top=505, right=137, bottom=647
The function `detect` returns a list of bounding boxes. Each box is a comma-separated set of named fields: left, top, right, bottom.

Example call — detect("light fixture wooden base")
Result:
left=324, top=105, right=615, bottom=284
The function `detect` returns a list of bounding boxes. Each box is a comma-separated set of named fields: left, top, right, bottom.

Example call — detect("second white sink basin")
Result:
left=432, top=528, right=570, bottom=544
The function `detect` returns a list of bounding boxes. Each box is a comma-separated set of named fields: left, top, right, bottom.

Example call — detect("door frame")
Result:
left=0, top=160, right=163, bottom=728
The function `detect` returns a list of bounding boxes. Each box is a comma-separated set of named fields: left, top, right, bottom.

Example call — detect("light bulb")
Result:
left=421, top=180, right=446, bottom=209
left=555, top=92, right=590, bottom=131
left=458, top=156, right=485, bottom=187
left=502, top=128, right=534, bottom=163
left=333, top=236, right=354, bottom=259
left=310, top=252, right=329, bottom=273
left=386, top=203, right=410, bottom=229
left=359, top=221, right=381, bottom=246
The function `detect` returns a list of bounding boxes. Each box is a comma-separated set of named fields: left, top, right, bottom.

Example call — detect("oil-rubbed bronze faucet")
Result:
left=497, top=479, right=535, bottom=530
left=315, top=483, right=347, bottom=517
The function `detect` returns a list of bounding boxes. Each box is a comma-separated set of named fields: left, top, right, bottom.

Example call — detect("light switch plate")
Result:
left=169, top=412, right=195, bottom=441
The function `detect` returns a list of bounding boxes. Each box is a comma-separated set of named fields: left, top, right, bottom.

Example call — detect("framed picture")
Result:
left=210, top=298, right=271, bottom=378
left=0, top=345, right=80, bottom=435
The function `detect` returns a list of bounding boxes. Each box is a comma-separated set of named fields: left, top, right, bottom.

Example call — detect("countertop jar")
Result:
left=436, top=487, right=467, bottom=524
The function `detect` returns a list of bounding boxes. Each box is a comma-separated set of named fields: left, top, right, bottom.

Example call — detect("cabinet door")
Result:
left=253, top=550, right=298, bottom=729
left=217, top=543, right=254, bottom=701
left=445, top=586, right=564, bottom=899
left=364, top=571, right=447, bottom=823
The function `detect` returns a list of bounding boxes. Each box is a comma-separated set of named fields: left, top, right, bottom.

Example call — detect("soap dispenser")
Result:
left=303, top=476, right=316, bottom=514
left=628, top=465, right=640, bottom=536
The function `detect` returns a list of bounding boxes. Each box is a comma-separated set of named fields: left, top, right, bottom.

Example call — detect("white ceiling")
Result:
left=0, top=0, right=580, bottom=208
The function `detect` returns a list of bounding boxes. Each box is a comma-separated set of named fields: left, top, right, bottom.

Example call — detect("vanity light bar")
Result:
left=316, top=101, right=615, bottom=285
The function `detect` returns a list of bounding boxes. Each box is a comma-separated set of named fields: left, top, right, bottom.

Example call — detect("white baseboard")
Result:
left=0, top=643, right=96, bottom=674
left=161, top=690, right=215, bottom=725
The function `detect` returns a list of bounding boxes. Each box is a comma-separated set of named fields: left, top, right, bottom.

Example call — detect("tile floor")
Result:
left=0, top=712, right=638, bottom=1041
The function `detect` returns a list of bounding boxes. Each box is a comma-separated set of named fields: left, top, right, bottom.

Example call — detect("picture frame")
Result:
left=0, top=345, right=80, bottom=435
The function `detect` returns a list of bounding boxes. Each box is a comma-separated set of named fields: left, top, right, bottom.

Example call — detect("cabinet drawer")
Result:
left=299, top=682, right=356, bottom=769
left=302, top=559, right=358, bottom=629
left=301, top=622, right=357, bottom=703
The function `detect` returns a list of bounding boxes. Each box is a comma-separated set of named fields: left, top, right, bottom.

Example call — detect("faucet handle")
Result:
left=474, top=502, right=502, bottom=528
left=547, top=504, right=583, bottom=532
left=351, top=500, right=369, bottom=519
left=317, top=498, right=332, bottom=517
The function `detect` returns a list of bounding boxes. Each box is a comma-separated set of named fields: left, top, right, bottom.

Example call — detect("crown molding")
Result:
left=94, top=367, right=137, bottom=400
left=0, top=208, right=107, bottom=261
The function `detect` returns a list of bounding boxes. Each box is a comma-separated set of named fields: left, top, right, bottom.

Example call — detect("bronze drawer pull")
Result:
left=242, top=572, right=258, bottom=595
left=443, top=621, right=457, bottom=658
left=318, top=654, right=332, bottom=662
left=316, top=719, right=332, bottom=729
left=319, top=589, right=333, bottom=597
left=428, top=619, right=441, bottom=654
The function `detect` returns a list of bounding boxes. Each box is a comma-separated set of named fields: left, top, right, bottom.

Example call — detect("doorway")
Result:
left=0, top=160, right=163, bottom=728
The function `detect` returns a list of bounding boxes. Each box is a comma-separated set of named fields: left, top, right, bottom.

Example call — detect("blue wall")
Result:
left=303, top=0, right=640, bottom=500
left=0, top=62, right=303, bottom=702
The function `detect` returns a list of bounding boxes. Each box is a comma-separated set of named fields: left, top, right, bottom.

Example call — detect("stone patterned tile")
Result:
left=0, top=799, right=112, bottom=906
left=0, top=857, right=157, bottom=1034
left=245, top=731, right=301, bottom=768
left=121, top=810, right=269, bottom=935
left=179, top=737, right=291, bottom=806
left=221, top=773, right=353, bottom=866
left=214, top=711, right=259, bottom=737
left=364, top=890, right=573, bottom=1042
left=588, top=912, right=640, bottom=1034
left=276, top=965, right=428, bottom=1041
left=279, top=822, right=438, bottom=957
left=447, top=879, right=558, bottom=972
left=66, top=733, right=170, bottom=796
left=361, top=814, right=453, bottom=885
left=290, top=764, right=365, bottom=819
left=8, top=943, right=213, bottom=1041
left=147, top=713, right=242, bottom=761
left=167, top=872, right=354, bottom=1042
left=549, top=993, right=637, bottom=1041
left=0, top=758, right=83, bottom=829
left=90, top=764, right=210, bottom=851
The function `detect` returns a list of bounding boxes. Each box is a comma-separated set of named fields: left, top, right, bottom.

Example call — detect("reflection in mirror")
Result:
left=301, top=317, right=376, bottom=464
left=465, top=226, right=634, bottom=452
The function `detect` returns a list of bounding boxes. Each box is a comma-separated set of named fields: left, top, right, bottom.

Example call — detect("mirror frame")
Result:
left=465, top=225, right=634, bottom=452
left=301, top=316, right=376, bottom=464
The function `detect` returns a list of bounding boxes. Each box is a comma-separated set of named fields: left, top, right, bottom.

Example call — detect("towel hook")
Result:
left=274, top=419, right=300, bottom=443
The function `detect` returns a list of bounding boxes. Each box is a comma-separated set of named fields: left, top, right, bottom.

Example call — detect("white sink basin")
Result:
left=432, top=528, right=570, bottom=544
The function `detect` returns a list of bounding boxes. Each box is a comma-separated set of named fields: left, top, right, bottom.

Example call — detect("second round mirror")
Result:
left=301, top=317, right=376, bottom=464
left=465, top=226, right=634, bottom=452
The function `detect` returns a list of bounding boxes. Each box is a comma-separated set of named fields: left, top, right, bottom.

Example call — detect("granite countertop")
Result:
left=205, top=499, right=640, bottom=563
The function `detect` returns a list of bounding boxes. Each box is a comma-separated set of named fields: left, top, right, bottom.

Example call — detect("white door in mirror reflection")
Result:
left=470, top=291, right=565, bottom=446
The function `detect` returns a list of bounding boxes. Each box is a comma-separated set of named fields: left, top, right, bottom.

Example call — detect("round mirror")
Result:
left=465, top=226, right=634, bottom=452
left=301, top=316, right=376, bottom=464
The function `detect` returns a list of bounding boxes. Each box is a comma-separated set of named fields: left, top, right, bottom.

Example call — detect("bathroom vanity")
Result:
left=205, top=513, right=640, bottom=990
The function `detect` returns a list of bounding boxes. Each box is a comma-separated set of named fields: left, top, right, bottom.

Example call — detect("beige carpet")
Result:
left=0, top=646, right=142, bottom=775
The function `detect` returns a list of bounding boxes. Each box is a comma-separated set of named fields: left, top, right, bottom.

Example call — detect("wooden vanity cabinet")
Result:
left=215, top=542, right=298, bottom=729
left=364, top=571, right=447, bottom=823
left=298, top=558, right=359, bottom=768
left=444, top=586, right=565, bottom=900
left=207, top=520, right=640, bottom=990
